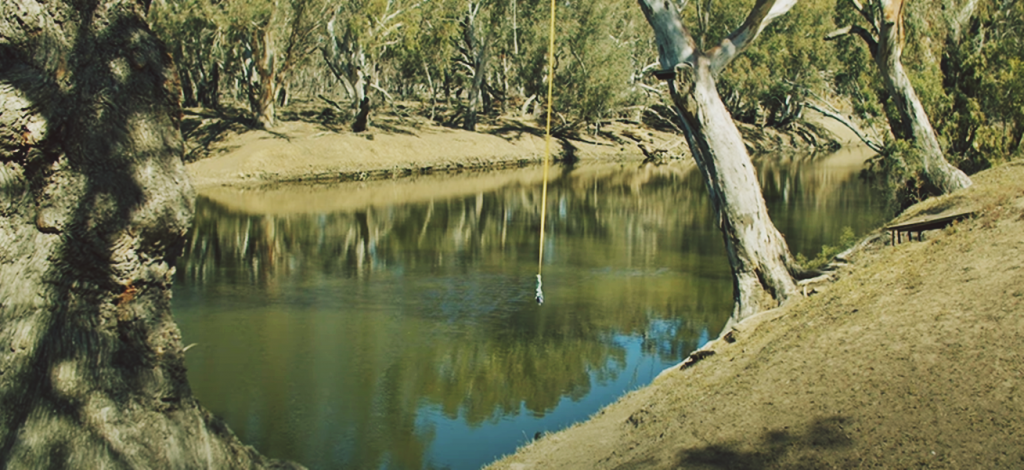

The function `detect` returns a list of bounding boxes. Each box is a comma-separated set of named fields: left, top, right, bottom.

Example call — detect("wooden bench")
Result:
left=886, top=210, right=975, bottom=244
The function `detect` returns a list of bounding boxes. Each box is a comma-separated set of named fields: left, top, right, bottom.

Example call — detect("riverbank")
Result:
left=485, top=160, right=1024, bottom=469
left=181, top=107, right=845, bottom=189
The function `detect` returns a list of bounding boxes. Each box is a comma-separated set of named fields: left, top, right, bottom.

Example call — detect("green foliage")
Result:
left=830, top=0, right=1024, bottom=175
left=673, top=0, right=842, bottom=127
left=149, top=0, right=224, bottom=108
left=505, top=0, right=647, bottom=132
left=148, top=0, right=1024, bottom=147
left=551, top=0, right=643, bottom=131
left=796, top=226, right=857, bottom=271
left=864, top=139, right=943, bottom=214
left=931, top=0, right=1024, bottom=170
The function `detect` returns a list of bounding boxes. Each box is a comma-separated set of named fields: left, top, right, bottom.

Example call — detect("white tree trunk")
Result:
left=831, top=0, right=972, bottom=194
left=875, top=1, right=972, bottom=193
left=639, top=0, right=800, bottom=323
left=670, top=58, right=799, bottom=322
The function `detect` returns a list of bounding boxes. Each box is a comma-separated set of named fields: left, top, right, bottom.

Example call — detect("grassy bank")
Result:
left=486, top=161, right=1024, bottom=469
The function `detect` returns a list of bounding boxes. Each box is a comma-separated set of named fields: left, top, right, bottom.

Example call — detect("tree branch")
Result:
left=636, top=0, right=698, bottom=72
left=848, top=0, right=877, bottom=30
left=708, top=0, right=798, bottom=74
left=825, top=24, right=878, bottom=57
left=803, top=101, right=884, bottom=153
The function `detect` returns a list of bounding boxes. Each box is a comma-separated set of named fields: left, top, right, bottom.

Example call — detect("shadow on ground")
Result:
left=610, top=416, right=853, bottom=470
left=676, top=416, right=853, bottom=470
left=181, top=107, right=255, bottom=162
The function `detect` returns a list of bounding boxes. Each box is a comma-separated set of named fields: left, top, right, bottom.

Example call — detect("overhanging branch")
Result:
left=708, top=0, right=798, bottom=74
left=826, top=24, right=878, bottom=57
left=803, top=101, right=884, bottom=153
left=848, top=0, right=878, bottom=31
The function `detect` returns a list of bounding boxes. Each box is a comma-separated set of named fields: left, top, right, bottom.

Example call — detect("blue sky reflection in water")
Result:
left=172, top=151, right=885, bottom=469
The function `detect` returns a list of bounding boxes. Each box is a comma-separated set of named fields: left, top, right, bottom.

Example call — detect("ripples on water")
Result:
left=173, top=153, right=885, bottom=469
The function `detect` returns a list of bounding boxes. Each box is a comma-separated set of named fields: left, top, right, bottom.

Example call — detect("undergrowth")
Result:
left=796, top=226, right=858, bottom=271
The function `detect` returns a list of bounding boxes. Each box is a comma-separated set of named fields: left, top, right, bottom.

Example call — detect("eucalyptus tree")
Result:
left=456, top=0, right=496, bottom=131
left=224, top=0, right=322, bottom=128
left=704, top=0, right=843, bottom=129
left=549, top=0, right=642, bottom=133
left=638, top=0, right=803, bottom=323
left=0, top=0, right=297, bottom=466
left=980, top=0, right=1024, bottom=156
left=828, top=0, right=972, bottom=193
left=321, top=0, right=422, bottom=132
left=393, top=0, right=462, bottom=120
left=472, top=0, right=646, bottom=133
left=149, top=0, right=224, bottom=108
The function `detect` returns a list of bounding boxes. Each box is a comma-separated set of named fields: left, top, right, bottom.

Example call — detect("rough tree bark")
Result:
left=249, top=25, right=280, bottom=128
left=638, top=0, right=802, bottom=323
left=828, top=0, right=972, bottom=193
left=0, top=0, right=301, bottom=467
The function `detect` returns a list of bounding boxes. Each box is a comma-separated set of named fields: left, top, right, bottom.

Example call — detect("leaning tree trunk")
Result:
left=874, top=1, right=972, bottom=193
left=0, top=0, right=300, bottom=467
left=830, top=0, right=971, bottom=194
left=639, top=0, right=801, bottom=323
left=668, top=59, right=799, bottom=322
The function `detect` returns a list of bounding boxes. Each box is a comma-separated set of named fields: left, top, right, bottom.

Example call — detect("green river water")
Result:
left=172, top=149, right=886, bottom=469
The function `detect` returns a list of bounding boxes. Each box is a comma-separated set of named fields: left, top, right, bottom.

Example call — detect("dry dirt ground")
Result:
left=181, top=109, right=841, bottom=189
left=183, top=114, right=682, bottom=188
left=485, top=162, right=1024, bottom=469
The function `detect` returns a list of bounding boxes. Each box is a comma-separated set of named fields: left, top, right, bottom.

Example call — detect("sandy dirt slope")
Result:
left=183, top=117, right=683, bottom=188
left=486, top=162, right=1024, bottom=469
left=182, top=108, right=847, bottom=189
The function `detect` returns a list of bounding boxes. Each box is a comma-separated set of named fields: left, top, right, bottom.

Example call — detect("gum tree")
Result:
left=227, top=0, right=320, bottom=128
left=637, top=0, right=803, bottom=323
left=0, top=0, right=299, bottom=466
left=828, top=0, right=972, bottom=193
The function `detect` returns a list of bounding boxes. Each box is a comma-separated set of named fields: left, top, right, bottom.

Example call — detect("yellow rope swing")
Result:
left=535, top=0, right=556, bottom=305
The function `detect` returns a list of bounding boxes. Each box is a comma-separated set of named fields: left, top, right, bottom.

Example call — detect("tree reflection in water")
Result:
left=174, top=156, right=884, bottom=470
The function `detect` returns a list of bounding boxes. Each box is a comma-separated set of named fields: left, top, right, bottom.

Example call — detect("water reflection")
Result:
left=173, top=151, right=884, bottom=469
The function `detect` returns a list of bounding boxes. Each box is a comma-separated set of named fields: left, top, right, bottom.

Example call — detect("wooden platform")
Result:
left=886, top=210, right=975, bottom=244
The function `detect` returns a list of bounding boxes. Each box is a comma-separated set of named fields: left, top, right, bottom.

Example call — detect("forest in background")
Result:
left=149, top=0, right=1023, bottom=176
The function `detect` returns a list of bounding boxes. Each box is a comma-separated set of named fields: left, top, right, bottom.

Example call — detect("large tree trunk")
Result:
left=321, top=18, right=372, bottom=132
left=0, top=0, right=300, bottom=467
left=639, top=0, right=801, bottom=323
left=875, top=0, right=971, bottom=193
left=251, top=28, right=279, bottom=129
left=830, top=0, right=971, bottom=193
left=353, top=96, right=372, bottom=133
left=350, top=70, right=370, bottom=132
left=204, top=62, right=221, bottom=109
left=668, top=59, right=799, bottom=321
left=464, top=57, right=485, bottom=131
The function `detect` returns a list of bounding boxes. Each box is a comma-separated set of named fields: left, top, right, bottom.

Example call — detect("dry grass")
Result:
left=487, top=161, right=1024, bottom=470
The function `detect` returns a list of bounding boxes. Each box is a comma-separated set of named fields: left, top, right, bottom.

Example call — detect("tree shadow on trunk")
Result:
left=0, top=1, right=298, bottom=466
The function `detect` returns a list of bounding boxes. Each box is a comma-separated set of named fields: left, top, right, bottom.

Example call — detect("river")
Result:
left=172, top=147, right=886, bottom=469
